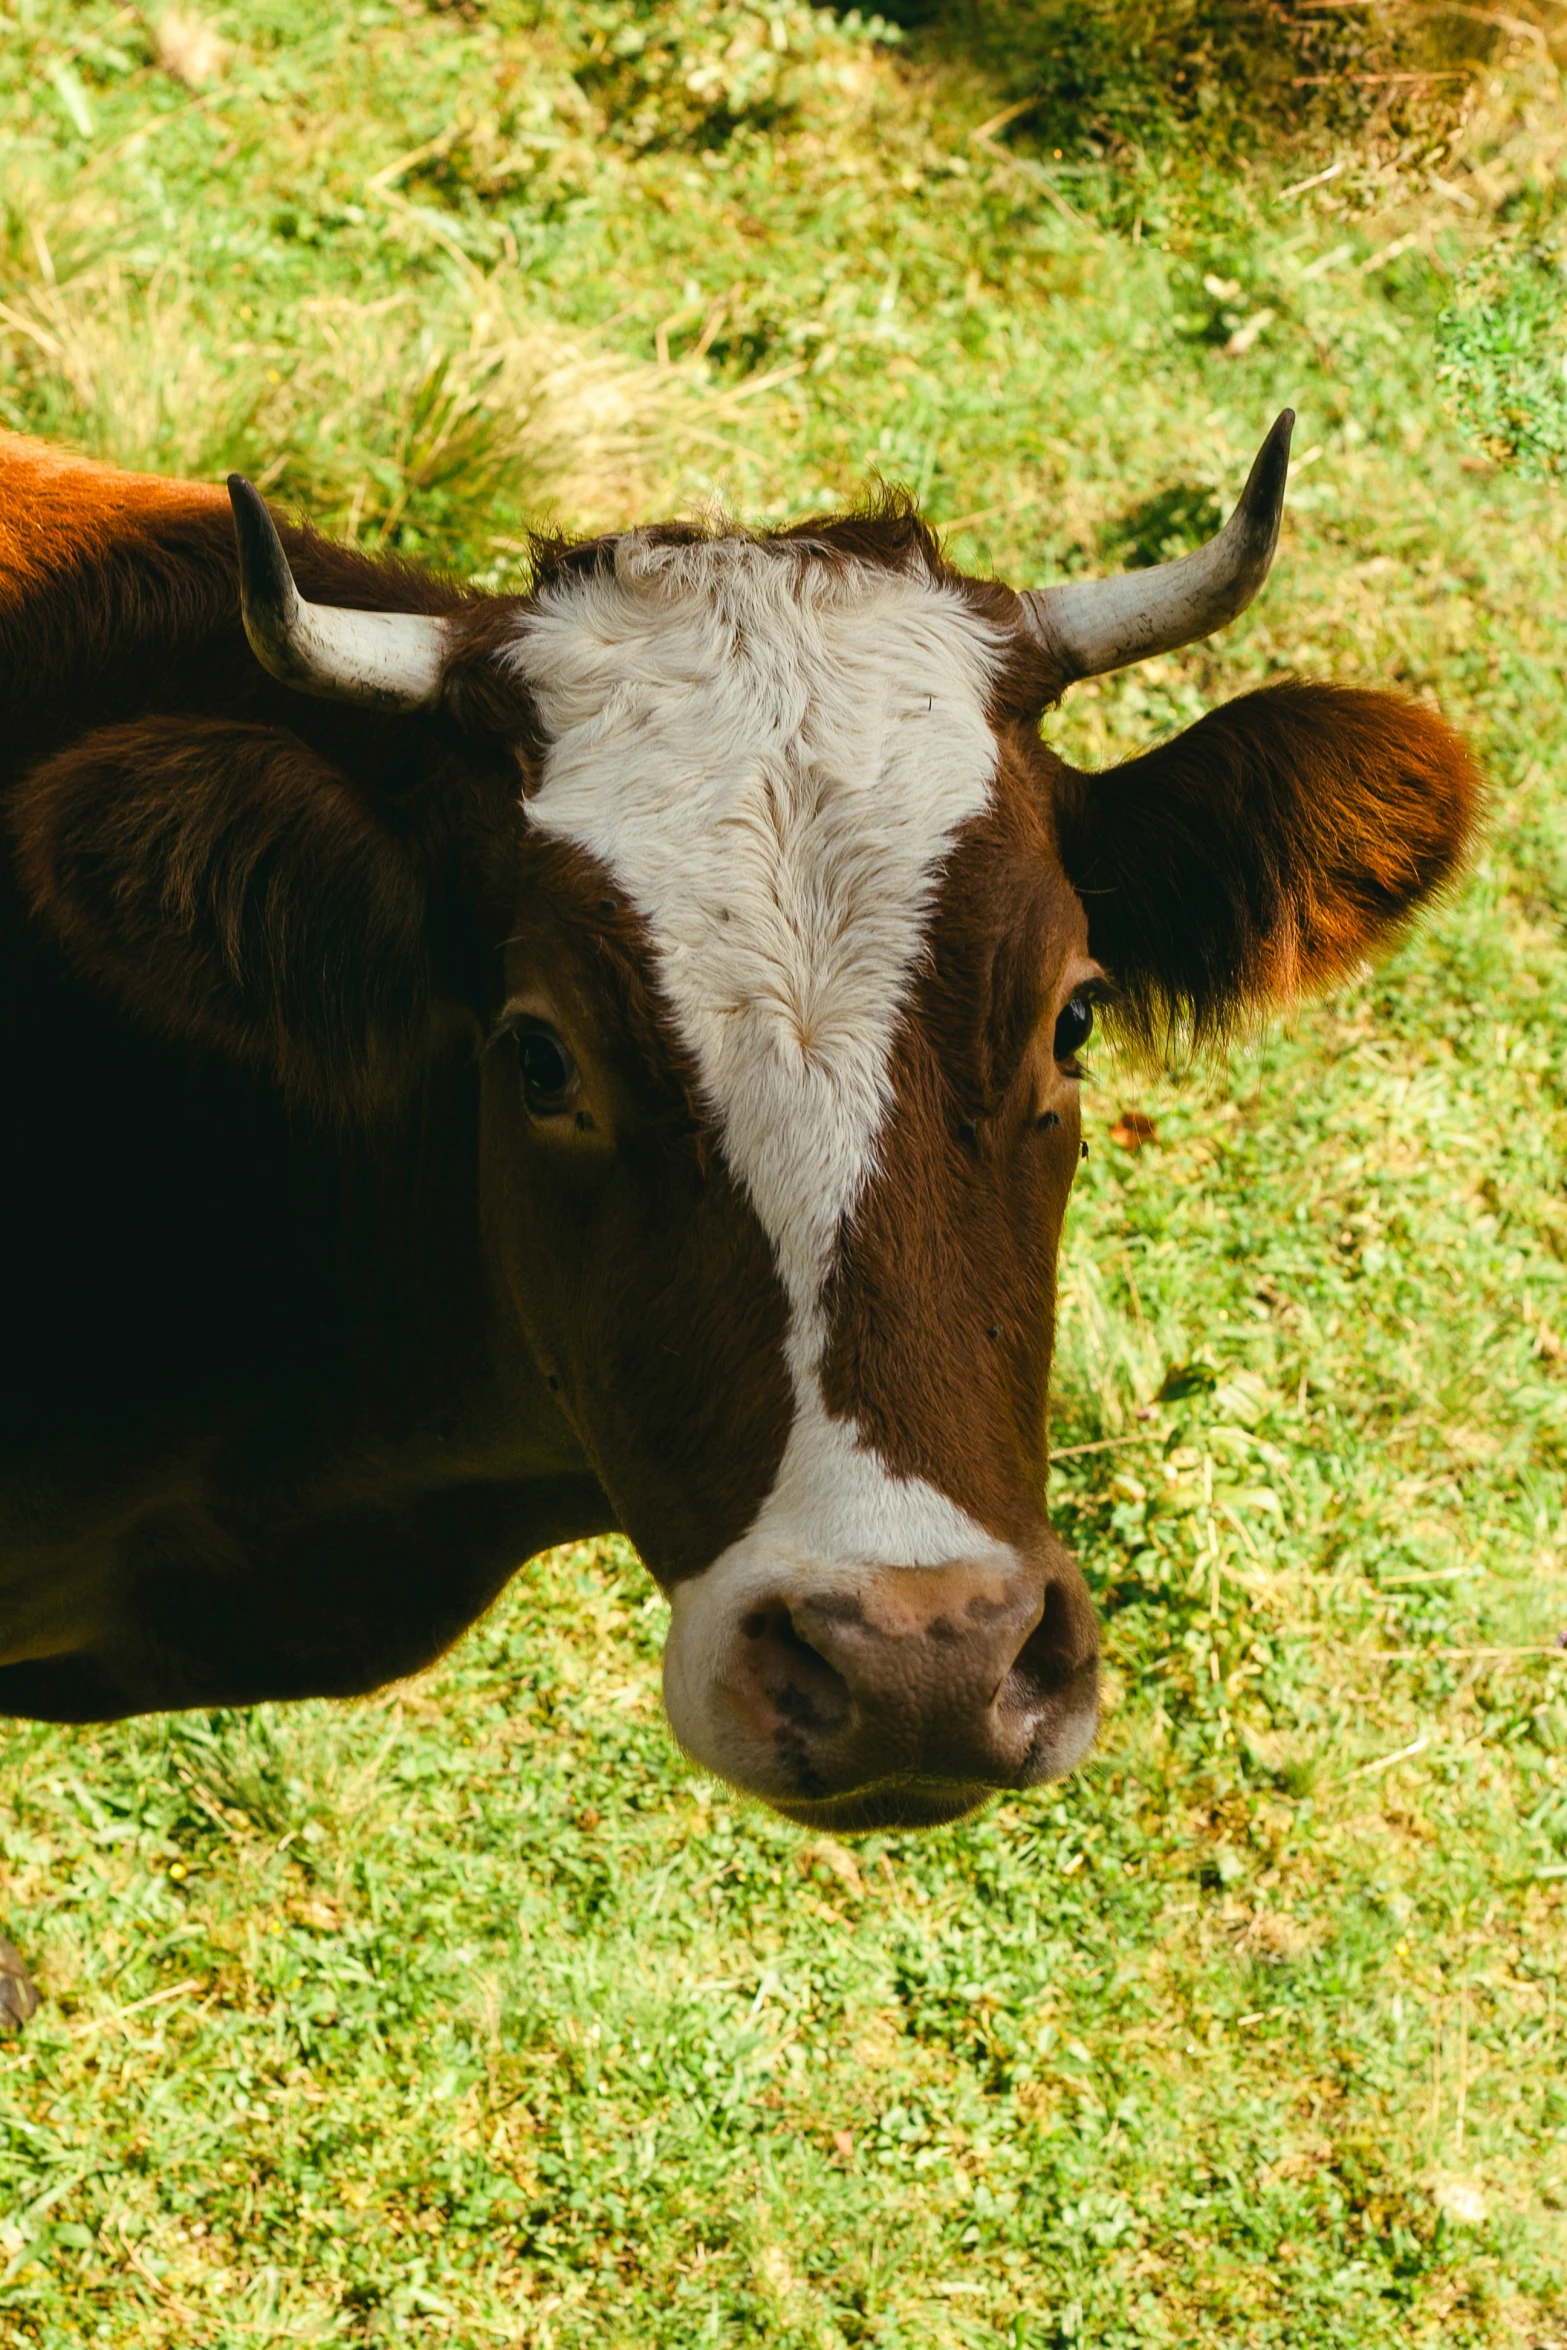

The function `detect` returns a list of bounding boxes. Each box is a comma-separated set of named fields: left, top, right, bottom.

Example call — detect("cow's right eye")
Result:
left=515, top=1023, right=577, bottom=1115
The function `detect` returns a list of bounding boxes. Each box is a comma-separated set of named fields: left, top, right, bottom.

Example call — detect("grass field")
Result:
left=3, top=3, right=1567, bottom=2343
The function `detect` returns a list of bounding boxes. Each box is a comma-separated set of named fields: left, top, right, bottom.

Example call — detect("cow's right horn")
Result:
left=1016, top=409, right=1294, bottom=684
left=228, top=477, right=452, bottom=712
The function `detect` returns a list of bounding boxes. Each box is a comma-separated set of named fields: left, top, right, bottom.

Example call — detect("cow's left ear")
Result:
left=1051, top=681, right=1481, bottom=1041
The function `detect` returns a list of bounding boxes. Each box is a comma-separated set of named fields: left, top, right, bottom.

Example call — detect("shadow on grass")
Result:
left=869, top=0, right=1510, bottom=178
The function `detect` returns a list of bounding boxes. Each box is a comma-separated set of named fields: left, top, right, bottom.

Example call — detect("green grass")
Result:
left=1439, top=235, right=1567, bottom=481
left=3, top=2, right=1567, bottom=2342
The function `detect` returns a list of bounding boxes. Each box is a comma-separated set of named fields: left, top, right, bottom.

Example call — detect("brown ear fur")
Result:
left=1053, top=681, right=1481, bottom=1043
left=11, top=717, right=438, bottom=1116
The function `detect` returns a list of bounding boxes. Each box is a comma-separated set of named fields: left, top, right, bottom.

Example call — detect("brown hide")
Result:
left=0, top=435, right=466, bottom=755
left=0, top=433, right=528, bottom=1110
left=819, top=731, right=1087, bottom=1535
left=0, top=437, right=608, bottom=1719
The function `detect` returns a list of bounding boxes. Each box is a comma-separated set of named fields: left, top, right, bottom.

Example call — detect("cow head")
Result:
left=473, top=527, right=1102, bottom=1829
left=16, top=417, right=1478, bottom=1826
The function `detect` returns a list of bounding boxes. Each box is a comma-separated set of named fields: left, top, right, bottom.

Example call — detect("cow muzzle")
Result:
left=661, top=1543, right=1100, bottom=1831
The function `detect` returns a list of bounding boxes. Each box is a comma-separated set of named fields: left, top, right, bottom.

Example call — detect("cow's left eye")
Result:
left=515, top=1023, right=578, bottom=1114
left=1054, top=994, right=1095, bottom=1062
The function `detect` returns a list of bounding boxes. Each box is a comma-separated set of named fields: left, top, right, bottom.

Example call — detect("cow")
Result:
left=0, top=415, right=1476, bottom=2023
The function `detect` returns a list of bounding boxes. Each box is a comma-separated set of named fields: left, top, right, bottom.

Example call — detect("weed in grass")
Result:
left=1439, top=235, right=1567, bottom=481
left=2, top=1, right=1567, bottom=2343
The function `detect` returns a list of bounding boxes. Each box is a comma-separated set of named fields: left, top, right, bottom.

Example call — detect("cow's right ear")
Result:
left=11, top=717, right=446, bottom=1117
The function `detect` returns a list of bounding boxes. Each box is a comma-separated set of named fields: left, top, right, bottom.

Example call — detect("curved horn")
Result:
left=228, top=476, right=451, bottom=711
left=1018, top=409, right=1294, bottom=684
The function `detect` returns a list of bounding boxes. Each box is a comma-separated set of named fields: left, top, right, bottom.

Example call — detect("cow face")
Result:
left=477, top=536, right=1102, bottom=1826
left=15, top=424, right=1475, bottom=1820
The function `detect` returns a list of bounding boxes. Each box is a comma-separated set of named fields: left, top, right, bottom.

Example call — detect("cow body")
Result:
left=0, top=430, right=1478, bottom=1877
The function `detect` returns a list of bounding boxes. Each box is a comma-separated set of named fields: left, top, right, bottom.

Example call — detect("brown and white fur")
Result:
left=0, top=429, right=1478, bottom=1957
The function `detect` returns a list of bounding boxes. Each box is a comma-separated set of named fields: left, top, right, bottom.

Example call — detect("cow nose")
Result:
left=664, top=1550, right=1100, bottom=1831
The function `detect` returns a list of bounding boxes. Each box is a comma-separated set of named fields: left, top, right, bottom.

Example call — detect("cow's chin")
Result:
left=759, top=1780, right=998, bottom=1834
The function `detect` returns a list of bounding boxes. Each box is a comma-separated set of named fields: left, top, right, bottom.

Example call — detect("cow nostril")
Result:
left=1001, top=1578, right=1097, bottom=1710
left=739, top=1604, right=853, bottom=1735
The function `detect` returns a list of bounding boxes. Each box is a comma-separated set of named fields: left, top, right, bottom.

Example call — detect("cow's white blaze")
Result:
left=510, top=534, right=1019, bottom=1751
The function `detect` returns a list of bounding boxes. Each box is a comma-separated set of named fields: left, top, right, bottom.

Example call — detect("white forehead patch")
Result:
left=509, top=530, right=1002, bottom=1344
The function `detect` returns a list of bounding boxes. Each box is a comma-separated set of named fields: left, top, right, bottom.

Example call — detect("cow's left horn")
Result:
left=1017, top=409, right=1293, bottom=684
left=228, top=477, right=451, bottom=711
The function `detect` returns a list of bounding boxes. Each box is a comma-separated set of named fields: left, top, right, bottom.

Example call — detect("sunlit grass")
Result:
left=1, top=3, right=1565, bottom=2343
